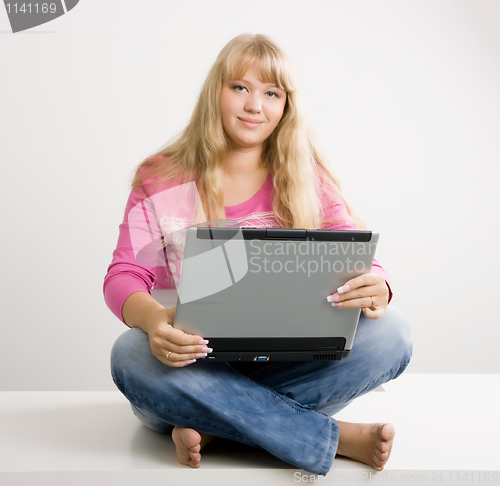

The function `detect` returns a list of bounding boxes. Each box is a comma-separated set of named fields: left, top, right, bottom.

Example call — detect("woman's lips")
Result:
left=238, top=117, right=263, bottom=128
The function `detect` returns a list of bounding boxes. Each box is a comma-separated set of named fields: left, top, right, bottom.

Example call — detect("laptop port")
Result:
left=254, top=356, right=270, bottom=361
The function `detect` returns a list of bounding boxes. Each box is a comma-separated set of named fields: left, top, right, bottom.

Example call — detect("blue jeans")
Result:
left=110, top=305, right=412, bottom=476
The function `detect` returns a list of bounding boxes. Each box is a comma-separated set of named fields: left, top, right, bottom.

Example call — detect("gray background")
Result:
left=1, top=0, right=499, bottom=390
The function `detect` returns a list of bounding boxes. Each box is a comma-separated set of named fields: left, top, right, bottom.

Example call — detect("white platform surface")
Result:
left=1, top=374, right=499, bottom=486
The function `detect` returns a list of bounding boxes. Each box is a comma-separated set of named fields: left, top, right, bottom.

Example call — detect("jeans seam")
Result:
left=393, top=359, right=411, bottom=380
left=319, top=416, right=336, bottom=475
left=315, top=364, right=406, bottom=411
left=250, top=379, right=306, bottom=413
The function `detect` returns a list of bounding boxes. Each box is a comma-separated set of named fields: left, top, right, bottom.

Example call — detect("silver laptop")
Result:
left=151, top=225, right=379, bottom=362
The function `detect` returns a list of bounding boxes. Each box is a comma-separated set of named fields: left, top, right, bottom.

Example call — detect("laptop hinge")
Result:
left=265, top=229, right=306, bottom=239
left=318, top=346, right=339, bottom=352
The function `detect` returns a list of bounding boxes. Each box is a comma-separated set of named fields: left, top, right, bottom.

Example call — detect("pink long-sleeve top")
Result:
left=104, top=159, right=393, bottom=325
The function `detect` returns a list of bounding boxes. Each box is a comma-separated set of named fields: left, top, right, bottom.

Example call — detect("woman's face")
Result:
left=219, top=63, right=287, bottom=153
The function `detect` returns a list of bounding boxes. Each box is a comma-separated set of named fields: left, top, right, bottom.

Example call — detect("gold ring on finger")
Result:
left=369, top=296, right=377, bottom=311
left=166, top=350, right=172, bottom=360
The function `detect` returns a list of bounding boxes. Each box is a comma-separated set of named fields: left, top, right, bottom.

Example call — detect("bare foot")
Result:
left=336, top=422, right=395, bottom=471
left=171, top=426, right=216, bottom=468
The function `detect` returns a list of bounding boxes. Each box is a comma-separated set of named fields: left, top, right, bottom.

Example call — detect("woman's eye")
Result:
left=232, top=86, right=278, bottom=98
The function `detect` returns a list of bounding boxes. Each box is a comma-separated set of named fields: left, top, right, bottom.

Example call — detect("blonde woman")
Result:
left=104, top=33, right=412, bottom=476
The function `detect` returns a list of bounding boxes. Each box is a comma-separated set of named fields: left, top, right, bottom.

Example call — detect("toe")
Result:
left=189, top=444, right=201, bottom=454
left=373, top=454, right=385, bottom=468
left=189, top=452, right=201, bottom=464
left=190, top=453, right=201, bottom=465
left=180, top=428, right=202, bottom=448
left=378, top=441, right=390, bottom=454
left=380, top=423, right=395, bottom=441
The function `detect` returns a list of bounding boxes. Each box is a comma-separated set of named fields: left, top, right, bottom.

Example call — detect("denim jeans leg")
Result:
left=130, top=402, right=175, bottom=434
left=245, top=305, right=413, bottom=418
left=110, top=327, right=337, bottom=476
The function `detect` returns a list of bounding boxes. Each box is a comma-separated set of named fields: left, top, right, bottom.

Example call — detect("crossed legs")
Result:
left=111, top=305, right=412, bottom=475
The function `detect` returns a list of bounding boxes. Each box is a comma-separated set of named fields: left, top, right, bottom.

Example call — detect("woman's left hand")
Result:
left=327, top=273, right=389, bottom=320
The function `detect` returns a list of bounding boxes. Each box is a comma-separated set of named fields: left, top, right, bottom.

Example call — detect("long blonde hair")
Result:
left=132, top=33, right=364, bottom=230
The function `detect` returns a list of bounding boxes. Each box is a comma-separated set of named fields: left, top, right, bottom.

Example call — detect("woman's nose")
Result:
left=244, top=93, right=262, bottom=113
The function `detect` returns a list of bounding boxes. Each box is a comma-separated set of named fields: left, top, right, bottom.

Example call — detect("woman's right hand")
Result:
left=144, top=306, right=212, bottom=367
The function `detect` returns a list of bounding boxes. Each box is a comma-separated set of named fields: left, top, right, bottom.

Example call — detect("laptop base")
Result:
left=199, top=336, right=350, bottom=362
left=204, top=350, right=350, bottom=362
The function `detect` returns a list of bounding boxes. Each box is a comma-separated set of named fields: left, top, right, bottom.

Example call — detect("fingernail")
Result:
left=200, top=347, right=213, bottom=353
left=331, top=302, right=343, bottom=307
left=327, top=294, right=340, bottom=302
left=196, top=353, right=208, bottom=358
left=337, top=285, right=350, bottom=294
left=198, top=339, right=209, bottom=345
left=187, top=359, right=196, bottom=364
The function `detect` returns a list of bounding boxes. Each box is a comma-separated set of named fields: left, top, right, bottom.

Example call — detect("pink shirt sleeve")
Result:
left=103, top=168, right=204, bottom=325
left=320, top=182, right=394, bottom=304
left=103, top=187, right=160, bottom=325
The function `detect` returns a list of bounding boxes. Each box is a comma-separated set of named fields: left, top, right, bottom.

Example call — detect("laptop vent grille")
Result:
left=314, top=354, right=336, bottom=361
